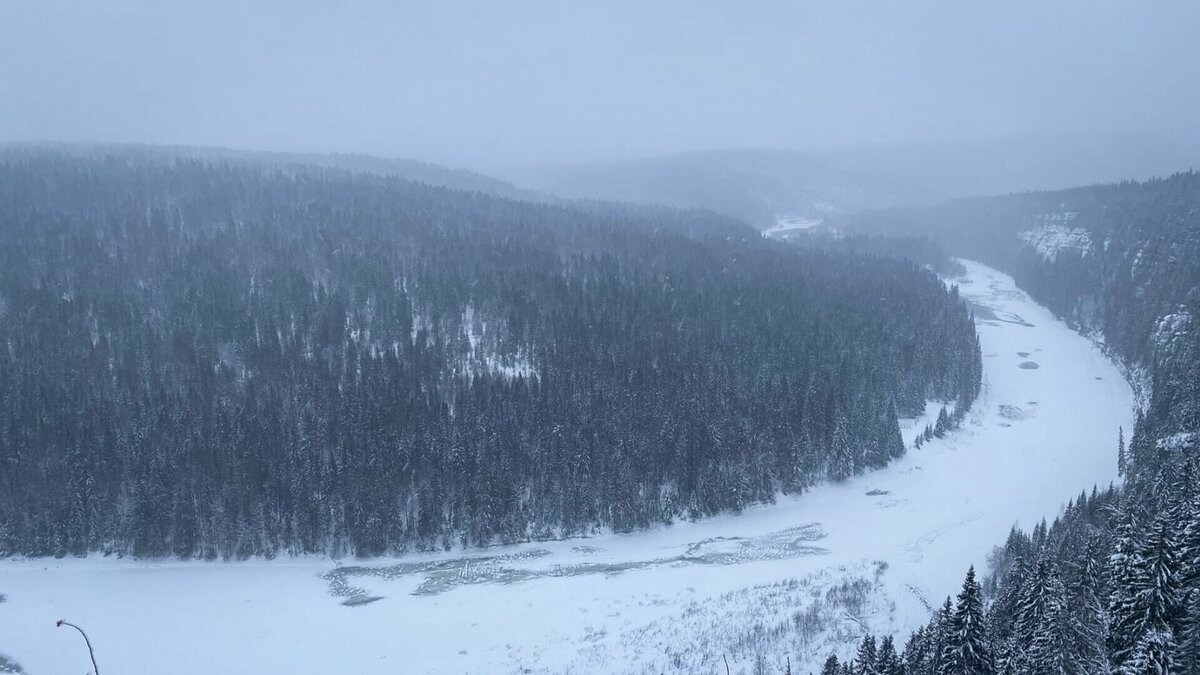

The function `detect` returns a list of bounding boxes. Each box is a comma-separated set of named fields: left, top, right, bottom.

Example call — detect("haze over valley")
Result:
left=1, top=3, right=1199, bottom=674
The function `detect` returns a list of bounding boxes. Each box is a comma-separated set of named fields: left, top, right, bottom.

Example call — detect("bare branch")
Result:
left=56, top=619, right=100, bottom=675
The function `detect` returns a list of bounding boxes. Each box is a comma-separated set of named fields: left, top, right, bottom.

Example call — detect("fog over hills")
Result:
left=6, top=2, right=1199, bottom=168
left=4, top=2, right=1200, bottom=674
left=502, top=135, right=1200, bottom=226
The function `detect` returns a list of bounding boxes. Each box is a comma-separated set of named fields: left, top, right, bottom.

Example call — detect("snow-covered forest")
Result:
left=3, top=3, right=1200, bottom=673
left=0, top=150, right=982, bottom=558
left=0, top=227, right=1135, bottom=675
left=3, top=149, right=1198, bottom=675
left=835, top=171, right=1200, bottom=674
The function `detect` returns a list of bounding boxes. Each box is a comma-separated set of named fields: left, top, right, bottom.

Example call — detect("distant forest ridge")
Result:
left=502, top=136, right=1200, bottom=227
left=0, top=141, right=542, bottom=201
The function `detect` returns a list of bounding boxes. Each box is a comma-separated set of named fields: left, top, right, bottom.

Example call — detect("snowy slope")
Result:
left=763, top=215, right=823, bottom=237
left=0, top=261, right=1135, bottom=675
left=1018, top=221, right=1092, bottom=262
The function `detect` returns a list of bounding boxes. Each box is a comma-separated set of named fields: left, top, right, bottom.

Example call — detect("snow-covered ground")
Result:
left=0, top=261, right=1135, bottom=675
left=763, top=215, right=823, bottom=237
left=1018, top=222, right=1092, bottom=262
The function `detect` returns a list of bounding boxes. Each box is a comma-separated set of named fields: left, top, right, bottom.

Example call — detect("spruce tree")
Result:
left=1069, top=535, right=1111, bottom=675
left=929, top=597, right=954, bottom=675
left=1013, top=557, right=1066, bottom=645
left=1179, top=589, right=1200, bottom=675
left=829, top=415, right=856, bottom=481
left=1110, top=508, right=1145, bottom=667
left=940, top=566, right=993, bottom=675
left=876, top=635, right=901, bottom=675
left=904, top=625, right=933, bottom=675
left=934, top=407, right=950, bottom=438
left=1118, top=426, right=1127, bottom=477
left=1114, top=513, right=1184, bottom=673
left=1025, top=581, right=1071, bottom=675
left=1123, top=628, right=1176, bottom=675
left=1135, top=516, right=1184, bottom=637
left=985, top=557, right=1027, bottom=671
left=1181, top=482, right=1200, bottom=590
left=856, top=634, right=879, bottom=675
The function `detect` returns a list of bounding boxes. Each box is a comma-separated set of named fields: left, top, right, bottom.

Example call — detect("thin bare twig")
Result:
left=841, top=611, right=868, bottom=632
left=56, top=619, right=100, bottom=675
left=724, top=653, right=731, bottom=675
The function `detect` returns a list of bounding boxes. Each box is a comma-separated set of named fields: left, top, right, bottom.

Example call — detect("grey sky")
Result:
left=3, top=1, right=1198, bottom=167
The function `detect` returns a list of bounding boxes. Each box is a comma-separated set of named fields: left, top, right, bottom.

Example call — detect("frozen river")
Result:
left=0, top=261, right=1135, bottom=674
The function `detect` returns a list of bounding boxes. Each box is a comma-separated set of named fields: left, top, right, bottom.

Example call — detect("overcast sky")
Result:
left=3, top=1, right=1198, bottom=167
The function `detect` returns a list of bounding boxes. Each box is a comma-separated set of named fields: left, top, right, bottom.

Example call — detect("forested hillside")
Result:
left=0, top=151, right=981, bottom=559
left=836, top=172, right=1200, bottom=673
left=842, top=172, right=1200, bottom=366
left=780, top=232, right=965, bottom=278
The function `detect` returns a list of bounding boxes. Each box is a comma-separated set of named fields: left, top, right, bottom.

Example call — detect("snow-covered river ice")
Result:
left=0, top=260, right=1135, bottom=674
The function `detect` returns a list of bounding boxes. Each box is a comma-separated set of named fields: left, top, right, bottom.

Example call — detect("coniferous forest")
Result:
left=6, top=5, right=1200, bottom=674
left=0, top=150, right=982, bottom=558
left=836, top=172, right=1200, bottom=674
